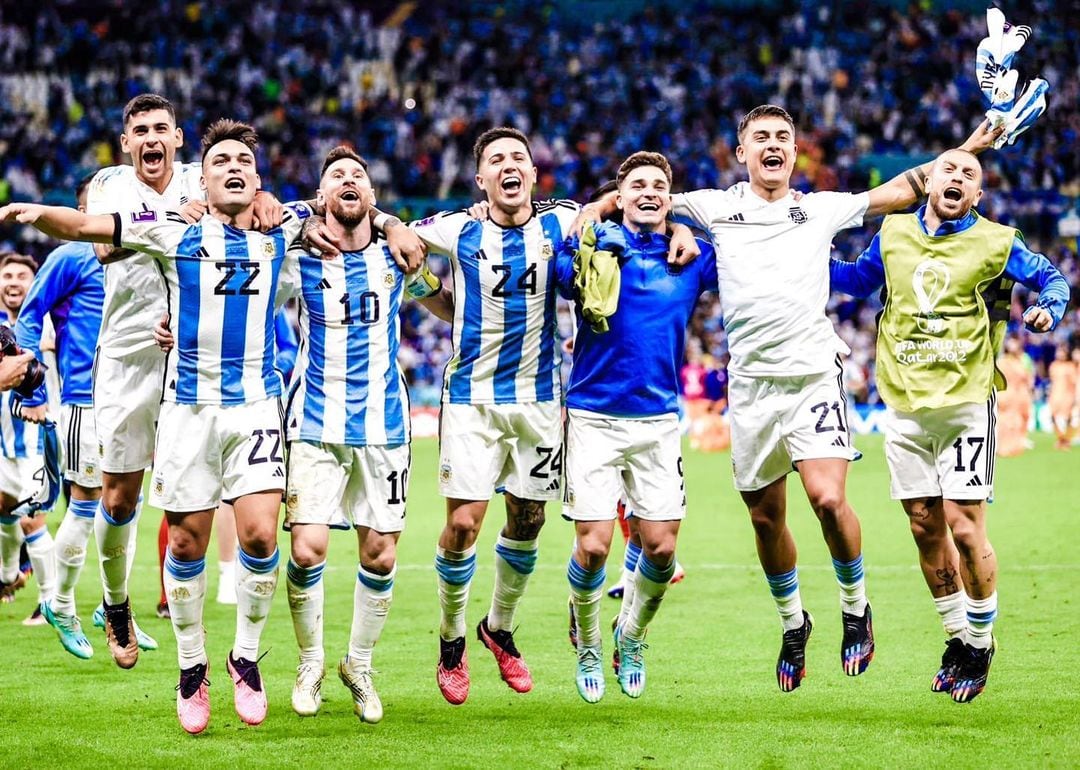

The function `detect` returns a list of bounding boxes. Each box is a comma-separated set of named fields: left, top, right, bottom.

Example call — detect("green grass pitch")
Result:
left=2, top=435, right=1078, bottom=768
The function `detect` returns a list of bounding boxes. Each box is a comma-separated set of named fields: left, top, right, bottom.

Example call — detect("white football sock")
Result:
left=349, top=563, right=395, bottom=671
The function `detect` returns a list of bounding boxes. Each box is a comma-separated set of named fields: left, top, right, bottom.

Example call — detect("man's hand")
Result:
left=960, top=119, right=1007, bottom=155
left=1023, top=306, right=1054, bottom=332
left=252, top=191, right=284, bottom=231
left=178, top=200, right=208, bottom=224
left=466, top=201, right=490, bottom=221
left=17, top=403, right=48, bottom=425
left=300, top=215, right=342, bottom=259
left=667, top=223, right=701, bottom=266
left=0, top=352, right=34, bottom=391
left=569, top=203, right=604, bottom=240
left=153, top=313, right=175, bottom=353
left=384, top=220, right=426, bottom=273
left=0, top=203, right=46, bottom=226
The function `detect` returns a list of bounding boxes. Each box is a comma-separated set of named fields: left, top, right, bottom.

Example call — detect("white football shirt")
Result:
left=673, top=182, right=869, bottom=377
left=86, top=162, right=202, bottom=356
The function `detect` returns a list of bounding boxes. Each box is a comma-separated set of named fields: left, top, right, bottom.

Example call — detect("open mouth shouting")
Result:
left=339, top=188, right=360, bottom=202
left=141, top=147, right=165, bottom=172
left=637, top=201, right=660, bottom=213
left=500, top=176, right=523, bottom=194
left=942, top=186, right=963, bottom=203
left=762, top=154, right=785, bottom=171
left=224, top=177, right=246, bottom=192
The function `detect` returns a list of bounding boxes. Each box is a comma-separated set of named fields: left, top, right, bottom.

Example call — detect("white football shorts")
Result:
left=284, top=440, right=410, bottom=533
left=885, top=392, right=997, bottom=501
left=438, top=401, right=562, bottom=501
left=61, top=404, right=101, bottom=489
left=563, top=409, right=685, bottom=522
left=0, top=456, right=43, bottom=502
left=93, top=347, right=165, bottom=474
left=728, top=358, right=859, bottom=492
left=150, top=398, right=285, bottom=512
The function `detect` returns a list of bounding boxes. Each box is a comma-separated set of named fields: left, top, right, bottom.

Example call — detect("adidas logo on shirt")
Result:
left=966, top=475, right=982, bottom=487
left=316, top=278, right=331, bottom=290
left=727, top=213, right=745, bottom=222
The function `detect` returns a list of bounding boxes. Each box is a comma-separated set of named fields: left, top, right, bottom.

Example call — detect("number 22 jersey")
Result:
left=111, top=204, right=310, bottom=405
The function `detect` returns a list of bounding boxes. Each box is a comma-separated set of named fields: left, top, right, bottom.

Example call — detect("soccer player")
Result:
left=0, top=254, right=53, bottom=618
left=1047, top=344, right=1077, bottom=449
left=14, top=174, right=156, bottom=651
left=559, top=152, right=716, bottom=702
left=84, top=94, right=294, bottom=652
left=0, top=119, right=310, bottom=733
left=403, top=128, right=578, bottom=703
left=281, top=146, right=448, bottom=723
left=830, top=148, right=1069, bottom=702
left=583, top=105, right=1001, bottom=691
left=994, top=336, right=1035, bottom=457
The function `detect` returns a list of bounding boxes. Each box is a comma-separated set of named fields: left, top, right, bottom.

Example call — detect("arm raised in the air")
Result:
left=865, top=121, right=1005, bottom=219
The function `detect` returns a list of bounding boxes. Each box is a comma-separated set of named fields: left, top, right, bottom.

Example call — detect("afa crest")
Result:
left=540, top=240, right=554, bottom=259
left=439, top=463, right=453, bottom=483
left=262, top=239, right=277, bottom=257
left=383, top=271, right=397, bottom=289
left=788, top=207, right=808, bottom=224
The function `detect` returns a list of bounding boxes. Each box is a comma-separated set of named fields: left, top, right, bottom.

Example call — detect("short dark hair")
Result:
left=320, top=145, right=368, bottom=178
left=0, top=252, right=38, bottom=275
left=737, top=104, right=795, bottom=141
left=588, top=180, right=618, bottom=204
left=200, top=119, right=258, bottom=161
left=123, top=94, right=176, bottom=127
left=473, top=127, right=532, bottom=168
left=616, top=151, right=673, bottom=187
left=75, top=172, right=96, bottom=203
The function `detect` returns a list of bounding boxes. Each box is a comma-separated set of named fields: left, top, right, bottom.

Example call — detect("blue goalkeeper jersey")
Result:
left=16, top=241, right=104, bottom=408
left=557, top=222, right=717, bottom=417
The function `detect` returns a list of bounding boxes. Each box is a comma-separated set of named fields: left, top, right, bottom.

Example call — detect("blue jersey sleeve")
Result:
left=553, top=236, right=577, bottom=301
left=15, top=247, right=78, bottom=407
left=274, top=311, right=299, bottom=386
left=829, top=233, right=886, bottom=298
left=1004, top=236, right=1070, bottom=331
left=697, top=239, right=718, bottom=294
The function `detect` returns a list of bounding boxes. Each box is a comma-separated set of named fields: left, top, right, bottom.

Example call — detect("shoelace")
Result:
left=578, top=646, right=603, bottom=673
left=176, top=665, right=210, bottom=699
left=621, top=639, right=648, bottom=667
left=105, top=603, right=132, bottom=647
left=489, top=625, right=521, bottom=657
left=231, top=650, right=269, bottom=690
left=440, top=638, right=465, bottom=668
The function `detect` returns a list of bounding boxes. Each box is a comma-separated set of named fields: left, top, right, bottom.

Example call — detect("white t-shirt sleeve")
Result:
left=805, top=191, right=870, bottom=233
left=276, top=247, right=303, bottom=306
left=85, top=167, right=130, bottom=216
left=671, top=188, right=740, bottom=229
left=115, top=208, right=186, bottom=257
left=409, top=210, right=469, bottom=256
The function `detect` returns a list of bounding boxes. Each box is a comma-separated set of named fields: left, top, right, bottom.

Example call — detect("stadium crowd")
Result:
left=1, top=1, right=1078, bottom=403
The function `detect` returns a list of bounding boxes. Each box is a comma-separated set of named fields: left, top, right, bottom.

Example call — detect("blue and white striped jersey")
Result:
left=412, top=200, right=579, bottom=405
left=1, top=323, right=43, bottom=459
left=283, top=238, right=409, bottom=447
left=114, top=204, right=310, bottom=405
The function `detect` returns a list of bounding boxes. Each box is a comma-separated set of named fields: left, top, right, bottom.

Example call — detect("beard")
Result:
left=327, top=197, right=368, bottom=228
left=928, top=195, right=972, bottom=223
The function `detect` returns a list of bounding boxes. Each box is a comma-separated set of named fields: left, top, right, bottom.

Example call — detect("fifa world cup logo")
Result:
left=912, top=259, right=950, bottom=335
